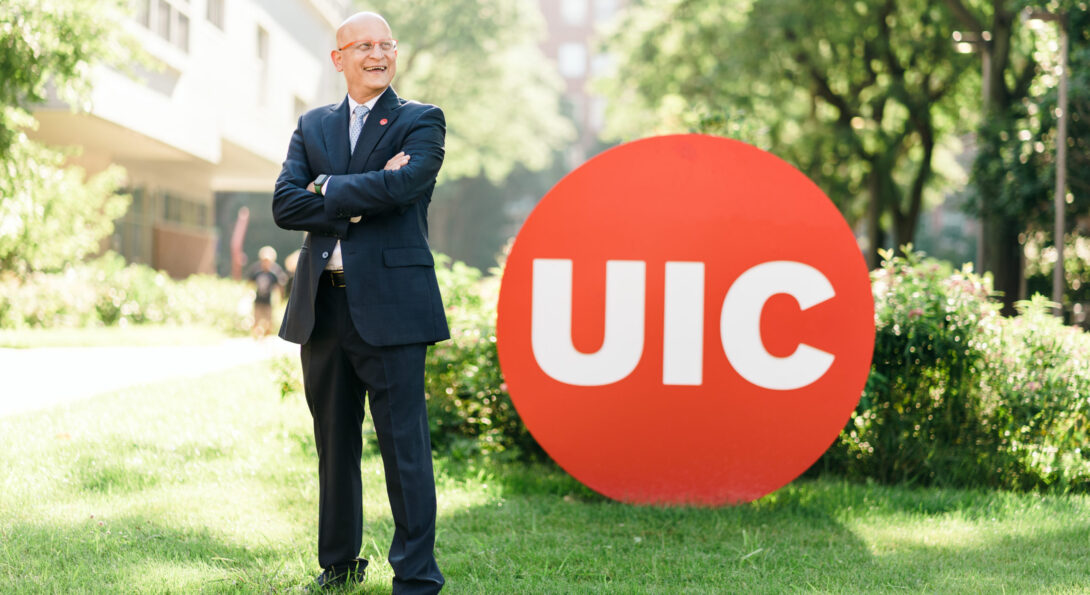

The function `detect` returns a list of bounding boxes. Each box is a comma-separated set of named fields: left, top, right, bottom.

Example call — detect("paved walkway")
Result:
left=0, top=338, right=296, bottom=417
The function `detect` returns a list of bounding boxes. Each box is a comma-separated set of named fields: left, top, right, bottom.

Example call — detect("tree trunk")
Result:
left=865, top=167, right=883, bottom=269
left=982, top=214, right=1023, bottom=315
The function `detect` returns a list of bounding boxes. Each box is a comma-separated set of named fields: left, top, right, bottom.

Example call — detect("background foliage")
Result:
left=275, top=252, right=541, bottom=461
left=270, top=250, right=1090, bottom=492
left=601, top=0, right=1090, bottom=314
left=0, top=0, right=137, bottom=275
left=0, top=0, right=134, bottom=155
left=0, top=131, right=130, bottom=276
left=424, top=252, right=540, bottom=460
left=602, top=0, right=975, bottom=267
left=360, top=0, right=574, bottom=183
left=0, top=252, right=254, bottom=334
left=819, top=249, right=1090, bottom=491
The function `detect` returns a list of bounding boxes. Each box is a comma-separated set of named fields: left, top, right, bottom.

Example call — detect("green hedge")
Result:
left=0, top=252, right=254, bottom=333
left=819, top=249, right=1090, bottom=492
left=273, top=252, right=541, bottom=462
left=265, top=248, right=1090, bottom=491
left=424, top=253, right=541, bottom=461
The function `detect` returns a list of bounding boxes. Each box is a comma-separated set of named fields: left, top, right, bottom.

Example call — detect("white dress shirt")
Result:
left=324, top=94, right=380, bottom=271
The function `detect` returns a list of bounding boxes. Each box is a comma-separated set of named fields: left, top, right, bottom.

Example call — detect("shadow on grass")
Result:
left=432, top=462, right=1090, bottom=593
left=860, top=523, right=1090, bottom=592
left=1, top=515, right=294, bottom=593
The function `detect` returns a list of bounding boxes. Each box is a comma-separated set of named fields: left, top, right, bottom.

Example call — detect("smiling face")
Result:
left=331, top=12, right=397, bottom=104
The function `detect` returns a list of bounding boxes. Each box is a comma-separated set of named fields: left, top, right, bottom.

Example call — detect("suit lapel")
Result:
left=347, top=86, right=403, bottom=173
left=322, top=97, right=351, bottom=174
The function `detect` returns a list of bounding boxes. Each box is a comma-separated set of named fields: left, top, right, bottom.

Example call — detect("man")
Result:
left=272, top=11, right=448, bottom=593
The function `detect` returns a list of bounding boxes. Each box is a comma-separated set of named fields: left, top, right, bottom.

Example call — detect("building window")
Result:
left=561, top=0, right=587, bottom=26
left=135, top=0, right=190, bottom=53
left=175, top=11, right=189, bottom=52
left=591, top=52, right=614, bottom=78
left=163, top=193, right=210, bottom=228
left=135, top=0, right=150, bottom=28
left=589, top=96, right=607, bottom=131
left=257, top=26, right=269, bottom=105
left=156, top=0, right=172, bottom=39
left=257, top=26, right=269, bottom=61
left=114, top=188, right=153, bottom=265
left=557, top=42, right=587, bottom=78
left=207, top=0, right=225, bottom=30
left=594, top=0, right=619, bottom=24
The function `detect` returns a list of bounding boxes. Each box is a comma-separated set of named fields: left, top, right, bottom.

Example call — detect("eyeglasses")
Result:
left=337, top=38, right=398, bottom=53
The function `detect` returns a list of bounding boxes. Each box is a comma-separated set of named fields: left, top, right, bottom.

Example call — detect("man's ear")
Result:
left=330, top=49, right=343, bottom=72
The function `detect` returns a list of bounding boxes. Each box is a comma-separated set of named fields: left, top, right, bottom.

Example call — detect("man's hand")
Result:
left=306, top=153, right=407, bottom=194
left=345, top=153, right=408, bottom=222
left=307, top=153, right=411, bottom=222
left=385, top=151, right=410, bottom=171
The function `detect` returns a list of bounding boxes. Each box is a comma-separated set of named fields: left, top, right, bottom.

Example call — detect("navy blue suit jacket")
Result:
left=272, top=87, right=450, bottom=347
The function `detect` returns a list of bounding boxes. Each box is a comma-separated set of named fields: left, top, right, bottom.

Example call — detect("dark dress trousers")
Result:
left=272, top=86, right=449, bottom=594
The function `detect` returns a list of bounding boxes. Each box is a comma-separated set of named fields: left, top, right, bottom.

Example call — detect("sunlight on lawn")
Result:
left=2, top=358, right=1088, bottom=593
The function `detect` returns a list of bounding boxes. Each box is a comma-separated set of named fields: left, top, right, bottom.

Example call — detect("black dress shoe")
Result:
left=314, top=558, right=368, bottom=589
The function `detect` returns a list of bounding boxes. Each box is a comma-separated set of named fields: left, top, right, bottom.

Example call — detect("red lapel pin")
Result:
left=379, top=118, right=388, bottom=126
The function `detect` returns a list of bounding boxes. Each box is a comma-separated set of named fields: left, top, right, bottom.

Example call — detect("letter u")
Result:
left=531, top=259, right=645, bottom=386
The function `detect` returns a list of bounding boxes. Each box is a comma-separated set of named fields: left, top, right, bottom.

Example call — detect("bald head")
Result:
left=336, top=12, right=392, bottom=48
left=331, top=11, right=398, bottom=103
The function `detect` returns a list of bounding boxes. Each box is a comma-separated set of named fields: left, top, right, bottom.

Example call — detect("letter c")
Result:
left=720, top=261, right=835, bottom=390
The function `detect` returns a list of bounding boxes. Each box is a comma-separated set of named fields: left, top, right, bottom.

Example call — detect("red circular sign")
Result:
left=497, top=135, right=874, bottom=505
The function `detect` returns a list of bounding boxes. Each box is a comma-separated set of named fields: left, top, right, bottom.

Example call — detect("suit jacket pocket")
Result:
left=383, top=247, right=434, bottom=268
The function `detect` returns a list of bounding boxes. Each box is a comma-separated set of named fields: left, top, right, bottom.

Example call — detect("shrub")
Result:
left=821, top=249, right=1090, bottom=492
left=0, top=252, right=254, bottom=333
left=425, top=252, right=541, bottom=461
left=256, top=246, right=1090, bottom=486
left=273, top=252, right=542, bottom=461
left=981, top=296, right=1090, bottom=491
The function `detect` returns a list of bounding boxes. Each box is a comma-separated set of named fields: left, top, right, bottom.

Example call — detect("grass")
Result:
left=1, top=360, right=1089, bottom=593
left=0, top=325, right=232, bottom=349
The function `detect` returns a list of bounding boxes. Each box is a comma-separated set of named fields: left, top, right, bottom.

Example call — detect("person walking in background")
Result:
left=271, top=11, right=448, bottom=593
left=246, top=245, right=287, bottom=338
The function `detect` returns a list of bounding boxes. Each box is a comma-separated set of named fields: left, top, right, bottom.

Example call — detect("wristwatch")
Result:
left=313, top=174, right=330, bottom=195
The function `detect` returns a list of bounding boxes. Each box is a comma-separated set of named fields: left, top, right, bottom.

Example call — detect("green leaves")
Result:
left=0, top=0, right=138, bottom=276
left=822, top=248, right=1090, bottom=492
left=0, top=0, right=135, bottom=155
left=424, top=252, right=541, bottom=460
left=363, top=0, right=574, bottom=182
left=0, top=130, right=130, bottom=276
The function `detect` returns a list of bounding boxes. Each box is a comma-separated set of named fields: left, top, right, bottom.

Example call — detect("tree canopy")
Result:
left=363, top=0, right=575, bottom=182
left=603, top=0, right=976, bottom=266
left=952, top=0, right=1090, bottom=312
left=603, top=0, right=1088, bottom=304
left=0, top=0, right=133, bottom=275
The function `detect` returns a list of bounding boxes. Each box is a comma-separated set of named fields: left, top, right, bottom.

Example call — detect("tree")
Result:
left=360, top=0, right=574, bottom=182
left=356, top=0, right=575, bottom=267
left=0, top=0, right=134, bottom=276
left=602, top=0, right=975, bottom=267
left=951, top=0, right=1089, bottom=313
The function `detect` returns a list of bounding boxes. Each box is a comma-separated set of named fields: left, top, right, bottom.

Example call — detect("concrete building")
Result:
left=30, top=0, right=349, bottom=278
left=537, top=0, right=627, bottom=166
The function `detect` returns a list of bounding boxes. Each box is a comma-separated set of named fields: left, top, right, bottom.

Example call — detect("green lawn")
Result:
left=1, top=360, right=1088, bottom=593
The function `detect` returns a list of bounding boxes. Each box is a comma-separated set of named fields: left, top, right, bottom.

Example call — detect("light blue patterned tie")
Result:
left=349, top=105, right=369, bottom=153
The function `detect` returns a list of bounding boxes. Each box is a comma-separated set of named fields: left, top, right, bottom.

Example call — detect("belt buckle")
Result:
left=326, top=269, right=346, bottom=288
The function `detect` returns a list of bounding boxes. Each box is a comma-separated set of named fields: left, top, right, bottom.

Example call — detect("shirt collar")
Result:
left=347, top=92, right=382, bottom=116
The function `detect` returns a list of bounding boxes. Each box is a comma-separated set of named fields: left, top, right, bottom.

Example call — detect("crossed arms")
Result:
left=272, top=105, right=446, bottom=236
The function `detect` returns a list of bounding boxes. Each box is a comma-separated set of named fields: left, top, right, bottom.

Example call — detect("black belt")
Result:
left=321, top=269, right=346, bottom=288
